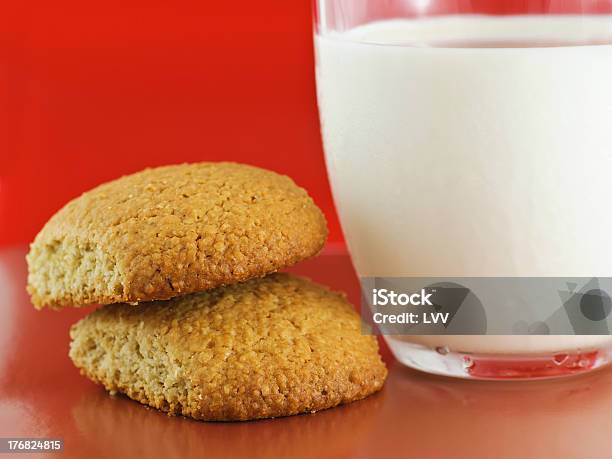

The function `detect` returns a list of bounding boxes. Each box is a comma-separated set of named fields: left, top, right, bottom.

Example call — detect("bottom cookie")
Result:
left=69, top=273, right=387, bottom=421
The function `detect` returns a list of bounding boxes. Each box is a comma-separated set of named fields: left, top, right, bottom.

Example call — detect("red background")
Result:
left=2, top=1, right=611, bottom=247
left=0, top=1, right=339, bottom=247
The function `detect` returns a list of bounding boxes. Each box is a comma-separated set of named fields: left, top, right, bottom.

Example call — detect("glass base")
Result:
left=386, top=337, right=612, bottom=380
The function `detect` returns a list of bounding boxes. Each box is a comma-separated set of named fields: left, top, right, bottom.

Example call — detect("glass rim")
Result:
left=314, top=12, right=612, bottom=49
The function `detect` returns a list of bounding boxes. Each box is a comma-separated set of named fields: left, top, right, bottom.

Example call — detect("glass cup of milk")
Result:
left=314, top=0, right=612, bottom=379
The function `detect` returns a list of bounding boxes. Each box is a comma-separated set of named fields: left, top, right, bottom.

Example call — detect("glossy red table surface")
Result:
left=1, top=245, right=612, bottom=459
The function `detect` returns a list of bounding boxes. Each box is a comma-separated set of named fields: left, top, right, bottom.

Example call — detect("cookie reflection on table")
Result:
left=72, top=386, right=384, bottom=459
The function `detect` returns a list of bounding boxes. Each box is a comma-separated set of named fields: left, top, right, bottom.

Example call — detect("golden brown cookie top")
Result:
left=27, top=163, right=327, bottom=309
left=69, top=274, right=387, bottom=421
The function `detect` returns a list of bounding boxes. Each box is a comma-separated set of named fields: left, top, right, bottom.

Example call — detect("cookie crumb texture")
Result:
left=69, top=274, right=387, bottom=421
left=27, top=163, right=327, bottom=309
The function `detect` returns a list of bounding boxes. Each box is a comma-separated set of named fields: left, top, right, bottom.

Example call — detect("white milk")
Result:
left=316, top=16, right=612, bottom=355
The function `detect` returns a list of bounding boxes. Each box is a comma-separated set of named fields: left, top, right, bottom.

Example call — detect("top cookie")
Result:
left=27, top=162, right=327, bottom=309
